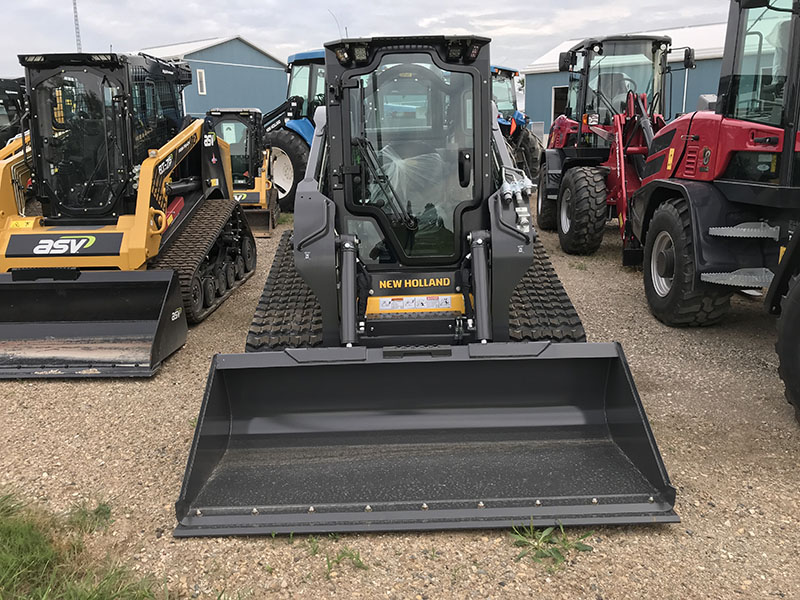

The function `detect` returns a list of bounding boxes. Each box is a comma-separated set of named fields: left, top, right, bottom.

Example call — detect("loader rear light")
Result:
left=583, top=113, right=599, bottom=126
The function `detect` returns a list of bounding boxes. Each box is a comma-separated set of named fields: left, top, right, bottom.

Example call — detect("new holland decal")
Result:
left=5, top=233, right=124, bottom=257
left=378, top=277, right=451, bottom=290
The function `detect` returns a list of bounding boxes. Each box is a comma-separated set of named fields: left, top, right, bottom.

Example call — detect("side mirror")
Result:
left=558, top=51, right=574, bottom=73
left=738, top=0, right=770, bottom=8
left=683, top=48, right=696, bottom=70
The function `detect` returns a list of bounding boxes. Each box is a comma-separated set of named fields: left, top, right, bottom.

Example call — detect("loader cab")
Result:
left=559, top=35, right=671, bottom=147
left=20, top=52, right=190, bottom=220
left=0, top=79, right=23, bottom=147
left=324, top=36, right=492, bottom=266
left=208, top=109, right=263, bottom=190
left=286, top=50, right=326, bottom=123
left=716, top=0, right=800, bottom=186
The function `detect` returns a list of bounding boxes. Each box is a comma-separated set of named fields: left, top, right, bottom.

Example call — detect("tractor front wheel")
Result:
left=536, top=162, right=557, bottom=231
left=557, top=166, right=607, bottom=254
left=777, top=273, right=800, bottom=423
left=643, top=198, right=731, bottom=326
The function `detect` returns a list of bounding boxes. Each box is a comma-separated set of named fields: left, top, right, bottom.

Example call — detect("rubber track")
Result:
left=559, top=166, right=607, bottom=255
left=246, top=231, right=585, bottom=351
left=776, top=273, right=800, bottom=423
left=649, top=198, right=731, bottom=327
left=509, top=236, right=586, bottom=343
left=246, top=231, right=323, bottom=351
left=151, top=199, right=255, bottom=324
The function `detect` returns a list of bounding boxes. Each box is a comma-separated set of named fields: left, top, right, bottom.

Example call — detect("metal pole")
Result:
left=682, top=67, right=689, bottom=113
left=72, top=0, right=82, bottom=52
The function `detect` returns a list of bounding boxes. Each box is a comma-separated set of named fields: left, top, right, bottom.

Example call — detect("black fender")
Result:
left=766, top=232, right=800, bottom=314
left=631, top=179, right=768, bottom=283
left=543, top=148, right=564, bottom=200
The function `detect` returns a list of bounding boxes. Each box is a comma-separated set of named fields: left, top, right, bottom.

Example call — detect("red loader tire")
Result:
left=643, top=198, right=731, bottom=327
left=777, top=273, right=800, bottom=424
left=557, top=166, right=606, bottom=254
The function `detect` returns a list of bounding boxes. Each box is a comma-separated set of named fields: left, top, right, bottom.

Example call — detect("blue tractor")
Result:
left=491, top=65, right=544, bottom=186
left=263, top=50, right=325, bottom=212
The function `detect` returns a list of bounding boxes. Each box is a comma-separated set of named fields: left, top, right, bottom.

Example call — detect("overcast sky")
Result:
left=1, top=0, right=729, bottom=77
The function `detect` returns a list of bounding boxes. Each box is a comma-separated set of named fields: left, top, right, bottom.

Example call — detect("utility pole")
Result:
left=72, top=0, right=82, bottom=52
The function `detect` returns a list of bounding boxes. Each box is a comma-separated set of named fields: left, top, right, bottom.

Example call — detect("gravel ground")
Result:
left=1, top=222, right=798, bottom=599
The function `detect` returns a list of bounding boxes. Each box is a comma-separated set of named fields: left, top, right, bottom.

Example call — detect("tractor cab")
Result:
left=553, top=35, right=672, bottom=149
left=285, top=49, right=326, bottom=126
left=0, top=79, right=23, bottom=147
left=491, top=65, right=519, bottom=120
left=715, top=0, right=800, bottom=188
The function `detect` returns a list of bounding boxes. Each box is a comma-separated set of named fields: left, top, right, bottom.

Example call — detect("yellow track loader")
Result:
left=0, top=53, right=256, bottom=377
left=207, top=108, right=280, bottom=235
left=176, top=36, right=677, bottom=536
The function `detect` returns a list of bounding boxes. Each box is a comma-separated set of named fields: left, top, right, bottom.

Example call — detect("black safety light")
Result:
left=465, top=40, right=482, bottom=62
left=353, top=45, right=369, bottom=64
left=446, top=40, right=465, bottom=61
left=335, top=45, right=351, bottom=65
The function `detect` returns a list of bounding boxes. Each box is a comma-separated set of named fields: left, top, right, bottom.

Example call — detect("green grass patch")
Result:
left=510, top=522, right=593, bottom=570
left=277, top=212, right=294, bottom=226
left=66, top=501, right=113, bottom=533
left=0, top=492, right=168, bottom=599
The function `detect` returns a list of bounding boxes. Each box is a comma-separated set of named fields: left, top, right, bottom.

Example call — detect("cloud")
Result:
left=0, top=0, right=729, bottom=77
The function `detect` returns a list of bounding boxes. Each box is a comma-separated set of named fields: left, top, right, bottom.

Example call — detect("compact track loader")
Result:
left=0, top=53, right=256, bottom=377
left=176, top=36, right=676, bottom=536
left=207, top=108, right=280, bottom=234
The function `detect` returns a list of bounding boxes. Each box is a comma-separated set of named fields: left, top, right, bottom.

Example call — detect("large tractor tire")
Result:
left=557, top=166, right=607, bottom=254
left=265, top=128, right=309, bottom=213
left=643, top=198, right=731, bottom=327
left=247, top=232, right=585, bottom=351
left=535, top=161, right=557, bottom=231
left=777, top=273, right=800, bottom=423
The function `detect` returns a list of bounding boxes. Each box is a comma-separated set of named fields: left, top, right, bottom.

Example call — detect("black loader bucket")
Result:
left=0, top=269, right=187, bottom=378
left=175, top=342, right=677, bottom=536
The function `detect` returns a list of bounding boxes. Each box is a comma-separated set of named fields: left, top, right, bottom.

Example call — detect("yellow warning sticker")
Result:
left=666, top=148, right=675, bottom=171
left=9, top=219, right=34, bottom=229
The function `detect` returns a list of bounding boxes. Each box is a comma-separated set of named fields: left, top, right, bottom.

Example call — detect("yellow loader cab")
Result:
left=0, top=53, right=257, bottom=378
left=207, top=108, right=280, bottom=232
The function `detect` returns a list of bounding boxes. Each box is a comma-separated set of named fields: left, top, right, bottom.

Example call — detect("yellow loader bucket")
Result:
left=0, top=269, right=187, bottom=378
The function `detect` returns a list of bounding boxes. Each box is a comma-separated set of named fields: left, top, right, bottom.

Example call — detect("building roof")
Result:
left=523, top=22, right=727, bottom=75
left=141, top=35, right=286, bottom=67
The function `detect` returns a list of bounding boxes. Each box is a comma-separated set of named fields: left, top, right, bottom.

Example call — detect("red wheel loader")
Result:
left=174, top=36, right=677, bottom=536
left=539, top=35, right=696, bottom=256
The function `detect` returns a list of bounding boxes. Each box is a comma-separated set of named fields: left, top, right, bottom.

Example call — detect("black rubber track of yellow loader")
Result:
left=246, top=231, right=585, bottom=351
left=151, top=199, right=256, bottom=324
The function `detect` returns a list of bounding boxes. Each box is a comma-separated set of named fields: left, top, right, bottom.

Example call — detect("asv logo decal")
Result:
left=171, top=307, right=183, bottom=322
left=233, top=193, right=248, bottom=202
left=33, top=235, right=96, bottom=255
left=203, top=132, right=216, bottom=147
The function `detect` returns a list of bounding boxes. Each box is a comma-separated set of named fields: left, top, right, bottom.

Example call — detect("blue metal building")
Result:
left=523, top=23, right=726, bottom=135
left=142, top=36, right=287, bottom=116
